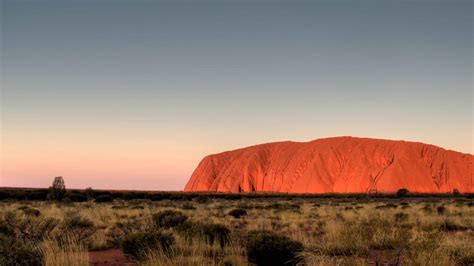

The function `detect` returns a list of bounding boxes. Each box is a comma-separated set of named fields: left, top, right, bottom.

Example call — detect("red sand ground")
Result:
left=184, top=137, right=473, bottom=193
left=89, top=249, right=135, bottom=265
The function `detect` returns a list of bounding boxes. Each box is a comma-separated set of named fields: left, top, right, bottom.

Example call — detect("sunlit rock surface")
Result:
left=184, top=137, right=473, bottom=193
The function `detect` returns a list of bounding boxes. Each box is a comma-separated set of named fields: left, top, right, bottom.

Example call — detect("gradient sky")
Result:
left=1, top=0, right=472, bottom=190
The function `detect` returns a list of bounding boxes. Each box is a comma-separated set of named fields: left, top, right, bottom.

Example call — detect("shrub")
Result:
left=106, top=218, right=144, bottom=248
left=4, top=212, right=59, bottom=243
left=0, top=235, right=42, bottom=266
left=152, top=210, right=188, bottom=229
left=452, top=188, right=461, bottom=195
left=229, top=208, right=247, bottom=218
left=95, top=195, right=114, bottom=203
left=18, top=206, right=41, bottom=217
left=396, top=188, right=409, bottom=197
left=246, top=230, right=303, bottom=266
left=422, top=205, right=433, bottom=214
left=394, top=212, right=409, bottom=223
left=60, top=215, right=96, bottom=242
left=67, top=193, right=87, bottom=202
left=176, top=221, right=231, bottom=248
left=440, top=219, right=467, bottom=232
left=121, top=231, right=174, bottom=259
left=437, top=205, right=446, bottom=215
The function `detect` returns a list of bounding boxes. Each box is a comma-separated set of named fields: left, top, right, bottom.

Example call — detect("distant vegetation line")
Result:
left=0, top=188, right=472, bottom=203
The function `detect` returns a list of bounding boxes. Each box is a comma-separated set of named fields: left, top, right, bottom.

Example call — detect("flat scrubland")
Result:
left=1, top=191, right=473, bottom=265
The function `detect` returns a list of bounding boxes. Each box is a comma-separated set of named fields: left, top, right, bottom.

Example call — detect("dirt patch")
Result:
left=366, top=250, right=404, bottom=266
left=89, top=249, right=136, bottom=266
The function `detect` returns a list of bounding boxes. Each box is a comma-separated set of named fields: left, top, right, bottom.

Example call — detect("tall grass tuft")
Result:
left=39, top=236, right=89, bottom=266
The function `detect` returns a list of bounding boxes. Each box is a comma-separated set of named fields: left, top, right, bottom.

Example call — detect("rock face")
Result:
left=184, top=137, right=473, bottom=193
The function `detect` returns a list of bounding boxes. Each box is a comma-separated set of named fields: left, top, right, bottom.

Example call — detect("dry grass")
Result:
left=1, top=197, right=473, bottom=265
left=38, top=236, right=89, bottom=266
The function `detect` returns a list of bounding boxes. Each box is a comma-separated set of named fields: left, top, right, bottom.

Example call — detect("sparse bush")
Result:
left=152, top=210, right=188, bottom=228
left=437, top=205, right=446, bottom=215
left=407, top=231, right=447, bottom=265
left=18, top=206, right=41, bottom=217
left=60, top=215, right=96, bottom=242
left=176, top=221, right=231, bottom=248
left=422, top=204, right=433, bottom=214
left=121, top=231, right=174, bottom=259
left=0, top=235, right=42, bottom=265
left=4, top=212, right=59, bottom=243
left=246, top=230, right=303, bottom=266
left=440, top=219, right=467, bottom=232
left=229, top=208, right=247, bottom=218
left=95, top=194, right=114, bottom=203
left=106, top=218, right=144, bottom=248
left=394, top=212, right=409, bottom=224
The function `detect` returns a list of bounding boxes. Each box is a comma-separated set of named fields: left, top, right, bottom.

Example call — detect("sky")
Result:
left=1, top=0, right=472, bottom=190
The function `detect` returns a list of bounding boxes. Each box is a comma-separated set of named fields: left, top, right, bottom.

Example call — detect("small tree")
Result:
left=85, top=187, right=94, bottom=202
left=48, top=176, right=66, bottom=201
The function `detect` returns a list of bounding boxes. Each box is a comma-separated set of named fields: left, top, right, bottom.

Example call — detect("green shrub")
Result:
left=246, top=230, right=303, bottom=266
left=176, top=221, right=231, bottom=248
left=229, top=208, right=247, bottom=218
left=121, top=231, right=174, bottom=259
left=152, top=210, right=188, bottom=229
left=95, top=194, right=114, bottom=203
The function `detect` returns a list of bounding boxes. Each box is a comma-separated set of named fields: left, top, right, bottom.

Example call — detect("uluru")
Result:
left=184, top=137, right=473, bottom=194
